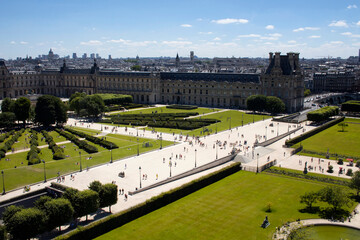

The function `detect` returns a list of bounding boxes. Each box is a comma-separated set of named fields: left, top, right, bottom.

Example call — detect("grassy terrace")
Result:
left=106, top=107, right=270, bottom=136
left=0, top=129, right=173, bottom=191
left=294, top=118, right=360, bottom=159
left=95, top=171, right=356, bottom=240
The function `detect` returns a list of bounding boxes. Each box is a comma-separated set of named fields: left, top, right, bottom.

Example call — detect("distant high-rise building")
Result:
left=358, top=49, right=360, bottom=62
left=73, top=53, right=77, bottom=59
left=96, top=53, right=100, bottom=59
left=108, top=55, right=112, bottom=60
left=48, top=49, right=54, bottom=59
left=90, top=53, right=95, bottom=59
left=82, top=53, right=87, bottom=59
left=190, top=51, right=194, bottom=62
left=175, top=53, right=180, bottom=67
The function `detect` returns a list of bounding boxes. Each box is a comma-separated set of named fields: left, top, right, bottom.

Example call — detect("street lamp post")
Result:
left=110, top=143, right=113, bottom=163
left=256, top=153, right=259, bottom=174
left=242, top=114, right=244, bottom=127
left=137, top=138, right=139, bottom=156
left=42, top=160, right=46, bottom=182
left=216, top=143, right=218, bottom=159
left=137, top=124, right=139, bottom=137
left=215, top=120, right=218, bottom=134
left=139, top=166, right=142, bottom=189
left=277, top=123, right=279, bottom=136
left=79, top=151, right=82, bottom=172
left=229, top=117, right=231, bottom=130
left=195, top=149, right=197, bottom=168
left=1, top=171, right=5, bottom=195
left=265, top=126, right=267, bottom=140
left=160, top=133, right=163, bottom=149
left=253, top=112, right=254, bottom=123
left=169, top=160, right=172, bottom=177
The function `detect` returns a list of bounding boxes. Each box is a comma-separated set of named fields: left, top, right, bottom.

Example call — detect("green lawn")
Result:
left=0, top=131, right=173, bottom=191
left=95, top=171, right=355, bottom=240
left=109, top=106, right=218, bottom=115
left=295, top=118, right=360, bottom=159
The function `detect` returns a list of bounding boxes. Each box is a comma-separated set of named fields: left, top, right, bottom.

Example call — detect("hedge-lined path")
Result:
left=184, top=109, right=229, bottom=119
left=4, top=140, right=72, bottom=156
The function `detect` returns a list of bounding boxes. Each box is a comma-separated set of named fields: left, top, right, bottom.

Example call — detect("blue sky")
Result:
left=1, top=0, right=360, bottom=59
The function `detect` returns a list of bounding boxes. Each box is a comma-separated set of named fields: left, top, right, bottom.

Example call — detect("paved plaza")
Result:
left=1, top=110, right=360, bottom=232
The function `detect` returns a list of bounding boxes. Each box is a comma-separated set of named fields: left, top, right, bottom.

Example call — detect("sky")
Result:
left=0, top=0, right=360, bottom=59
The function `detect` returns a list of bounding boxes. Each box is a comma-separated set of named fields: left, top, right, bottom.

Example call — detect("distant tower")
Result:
left=48, top=49, right=54, bottom=59
left=72, top=53, right=77, bottom=59
left=175, top=53, right=180, bottom=67
left=190, top=51, right=194, bottom=62
left=108, top=55, right=112, bottom=60
left=358, top=49, right=360, bottom=62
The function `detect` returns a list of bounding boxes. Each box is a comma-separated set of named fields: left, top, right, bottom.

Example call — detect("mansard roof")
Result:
left=99, top=70, right=152, bottom=77
left=159, top=72, right=260, bottom=83
left=265, top=55, right=294, bottom=75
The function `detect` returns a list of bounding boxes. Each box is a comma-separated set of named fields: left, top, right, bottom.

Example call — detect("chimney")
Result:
left=274, top=52, right=281, bottom=67
left=287, top=52, right=294, bottom=72
left=269, top=52, right=273, bottom=64
left=294, top=53, right=300, bottom=72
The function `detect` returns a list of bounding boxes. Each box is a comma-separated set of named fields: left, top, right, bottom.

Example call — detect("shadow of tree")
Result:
left=298, top=206, right=320, bottom=214
left=318, top=207, right=350, bottom=220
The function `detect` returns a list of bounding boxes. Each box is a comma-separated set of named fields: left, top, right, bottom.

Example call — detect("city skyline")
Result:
left=1, top=0, right=360, bottom=59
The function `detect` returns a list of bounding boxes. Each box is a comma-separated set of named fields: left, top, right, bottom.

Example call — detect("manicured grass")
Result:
left=95, top=171, right=355, bottom=240
left=111, top=106, right=219, bottom=115
left=294, top=118, right=360, bottom=158
left=0, top=131, right=173, bottom=191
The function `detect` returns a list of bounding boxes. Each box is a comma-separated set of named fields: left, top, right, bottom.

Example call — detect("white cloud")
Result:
left=162, top=40, right=192, bottom=47
left=10, top=41, right=16, bottom=44
left=269, top=33, right=282, bottom=37
left=352, top=42, right=360, bottom=46
left=293, top=27, right=320, bottom=32
left=288, top=40, right=297, bottom=44
left=259, top=33, right=282, bottom=41
left=330, top=41, right=343, bottom=44
left=211, top=18, right=249, bottom=24
left=341, top=32, right=352, bottom=36
left=199, top=31, right=213, bottom=35
left=237, top=34, right=261, bottom=38
left=107, top=39, right=130, bottom=44
left=329, top=20, right=348, bottom=27
left=80, top=40, right=102, bottom=46
left=309, top=35, right=321, bottom=38
left=20, top=41, right=28, bottom=45
left=347, top=5, right=357, bottom=9
left=107, top=39, right=157, bottom=46
left=265, top=25, right=274, bottom=30
left=180, top=24, right=192, bottom=28
left=357, top=21, right=360, bottom=26
left=213, top=37, right=221, bottom=41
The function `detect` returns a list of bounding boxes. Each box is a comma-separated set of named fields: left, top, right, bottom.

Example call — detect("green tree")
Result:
left=246, top=95, right=267, bottom=112
left=89, top=180, right=102, bottom=193
left=265, top=96, right=285, bottom=115
left=35, top=95, right=68, bottom=126
left=0, top=112, right=16, bottom=128
left=14, top=97, right=31, bottom=126
left=300, top=191, right=318, bottom=209
left=100, top=184, right=118, bottom=212
left=69, top=92, right=87, bottom=103
left=1, top=97, right=14, bottom=112
left=318, top=186, right=351, bottom=211
left=34, top=195, right=52, bottom=211
left=5, top=208, right=47, bottom=240
left=69, top=96, right=82, bottom=114
left=44, top=198, right=74, bottom=231
left=79, top=95, right=105, bottom=117
left=304, top=88, right=311, bottom=97
left=2, top=205, right=23, bottom=224
left=74, top=190, right=99, bottom=221
left=131, top=65, right=142, bottom=71
left=349, top=171, right=360, bottom=196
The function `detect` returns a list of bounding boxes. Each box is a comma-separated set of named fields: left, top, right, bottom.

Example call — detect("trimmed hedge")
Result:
left=166, top=104, right=198, bottom=110
left=41, top=130, right=66, bottom=160
left=264, top=167, right=349, bottom=186
left=55, top=163, right=241, bottom=240
left=301, top=149, right=360, bottom=161
left=341, top=100, right=360, bottom=112
left=27, top=129, right=41, bottom=165
left=64, top=127, right=118, bottom=149
left=106, top=103, right=145, bottom=112
left=0, top=129, right=25, bottom=156
left=307, top=106, right=339, bottom=122
left=285, top=117, right=345, bottom=147
left=55, top=129, right=98, bottom=153
left=0, top=130, right=15, bottom=143
left=105, top=112, right=217, bottom=130
left=97, top=94, right=133, bottom=105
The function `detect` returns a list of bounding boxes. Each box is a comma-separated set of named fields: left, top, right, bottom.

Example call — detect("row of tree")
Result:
left=246, top=95, right=285, bottom=114
left=69, top=92, right=106, bottom=118
left=1, top=181, right=117, bottom=240
left=0, top=95, right=67, bottom=127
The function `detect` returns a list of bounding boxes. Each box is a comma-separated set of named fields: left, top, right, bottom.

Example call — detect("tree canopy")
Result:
left=35, top=95, right=68, bottom=126
left=44, top=198, right=74, bottom=231
left=1, top=97, right=14, bottom=112
left=246, top=95, right=266, bottom=112
left=349, top=171, right=360, bottom=196
left=14, top=97, right=31, bottom=125
left=265, top=96, right=285, bottom=114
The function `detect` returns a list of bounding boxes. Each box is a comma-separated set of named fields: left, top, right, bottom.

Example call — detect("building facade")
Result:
left=313, top=71, right=359, bottom=93
left=0, top=52, right=304, bottom=113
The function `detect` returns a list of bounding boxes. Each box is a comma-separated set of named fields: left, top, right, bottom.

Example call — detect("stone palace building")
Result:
left=0, top=52, right=304, bottom=112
